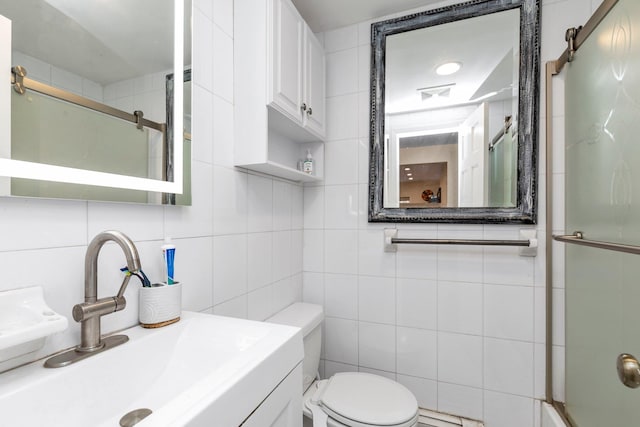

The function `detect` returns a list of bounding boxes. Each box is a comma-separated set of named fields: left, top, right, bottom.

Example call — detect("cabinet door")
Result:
left=303, top=26, right=325, bottom=139
left=270, top=0, right=304, bottom=123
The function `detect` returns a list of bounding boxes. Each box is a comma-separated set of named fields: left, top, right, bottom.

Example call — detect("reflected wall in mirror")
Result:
left=369, top=0, right=540, bottom=223
left=0, top=0, right=191, bottom=204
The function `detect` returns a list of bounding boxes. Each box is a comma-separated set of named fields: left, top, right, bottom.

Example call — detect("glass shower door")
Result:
left=564, top=0, right=640, bottom=425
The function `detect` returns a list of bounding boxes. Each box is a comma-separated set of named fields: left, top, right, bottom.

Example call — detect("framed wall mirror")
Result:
left=0, top=0, right=190, bottom=204
left=369, top=0, right=540, bottom=223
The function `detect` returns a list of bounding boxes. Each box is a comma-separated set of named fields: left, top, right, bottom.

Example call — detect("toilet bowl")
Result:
left=267, top=303, right=419, bottom=427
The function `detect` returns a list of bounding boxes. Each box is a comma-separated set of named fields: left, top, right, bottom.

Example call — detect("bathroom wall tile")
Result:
left=553, top=345, right=565, bottom=402
left=325, top=317, right=359, bottom=365
left=357, top=44, right=371, bottom=93
left=324, top=140, right=359, bottom=185
left=355, top=368, right=394, bottom=383
left=357, top=138, right=370, bottom=185
left=396, top=278, right=437, bottom=330
left=358, top=229, right=396, bottom=278
left=192, top=8, right=214, bottom=93
left=304, top=186, right=325, bottom=229
left=88, top=202, right=164, bottom=242
left=82, top=79, right=103, bottom=101
left=247, top=174, right=273, bottom=232
left=212, top=166, right=248, bottom=235
left=484, top=391, right=534, bottom=427
left=324, top=230, right=358, bottom=274
left=359, top=321, right=395, bottom=372
left=396, top=229, right=438, bottom=280
left=213, top=234, right=248, bottom=304
left=291, top=230, right=303, bottom=275
left=438, top=332, right=483, bottom=388
left=303, top=229, right=324, bottom=272
left=212, top=95, right=235, bottom=167
left=212, top=0, right=233, bottom=37
left=194, top=0, right=213, bottom=20
left=552, top=288, right=565, bottom=346
left=165, top=161, right=214, bottom=238
left=273, top=181, right=293, bottom=231
left=437, top=281, right=483, bottom=336
left=324, top=185, right=358, bottom=229
left=358, top=276, right=395, bottom=324
left=326, top=94, right=359, bottom=141
left=291, top=185, right=304, bottom=229
left=437, top=230, right=483, bottom=283
left=396, top=327, right=437, bottom=379
left=357, top=20, right=372, bottom=46
left=213, top=294, right=248, bottom=319
left=173, top=237, right=214, bottom=312
left=0, top=197, right=87, bottom=251
left=302, top=272, right=324, bottom=306
left=357, top=91, right=370, bottom=139
left=483, top=228, right=535, bottom=286
left=325, top=360, right=358, bottom=378
left=272, top=231, right=292, bottom=281
left=397, top=375, right=437, bottom=411
left=51, top=66, right=83, bottom=95
left=193, top=85, right=214, bottom=165
left=485, top=284, right=534, bottom=342
left=273, top=276, right=298, bottom=314
left=326, top=48, right=358, bottom=97
left=212, top=24, right=233, bottom=103
left=534, top=343, right=546, bottom=400
left=248, top=232, right=273, bottom=291
left=247, top=284, right=274, bottom=321
left=323, top=25, right=358, bottom=53
left=12, top=51, right=51, bottom=83
left=484, top=338, right=534, bottom=397
left=438, top=382, right=484, bottom=421
left=324, top=273, right=358, bottom=319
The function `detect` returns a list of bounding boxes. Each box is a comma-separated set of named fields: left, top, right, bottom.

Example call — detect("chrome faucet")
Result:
left=45, top=231, right=142, bottom=368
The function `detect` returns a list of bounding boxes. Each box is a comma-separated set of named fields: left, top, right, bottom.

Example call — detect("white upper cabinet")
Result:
left=302, top=25, right=326, bottom=138
left=269, top=0, right=304, bottom=122
left=268, top=0, right=325, bottom=140
left=235, top=0, right=325, bottom=182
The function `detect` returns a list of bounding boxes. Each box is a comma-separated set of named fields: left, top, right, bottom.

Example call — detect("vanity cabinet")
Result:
left=235, top=0, right=325, bottom=183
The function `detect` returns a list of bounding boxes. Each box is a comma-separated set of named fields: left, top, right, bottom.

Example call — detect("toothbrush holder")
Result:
left=139, top=282, right=182, bottom=328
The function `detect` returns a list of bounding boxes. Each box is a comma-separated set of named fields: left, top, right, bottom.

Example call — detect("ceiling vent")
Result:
left=417, top=83, right=455, bottom=101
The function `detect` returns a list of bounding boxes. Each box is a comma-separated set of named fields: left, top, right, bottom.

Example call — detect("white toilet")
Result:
left=267, top=303, right=419, bottom=427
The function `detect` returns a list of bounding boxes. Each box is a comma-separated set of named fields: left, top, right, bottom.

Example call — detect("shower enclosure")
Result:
left=548, top=0, right=640, bottom=425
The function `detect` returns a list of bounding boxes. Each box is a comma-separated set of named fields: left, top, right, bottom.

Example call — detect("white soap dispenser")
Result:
left=303, top=150, right=313, bottom=174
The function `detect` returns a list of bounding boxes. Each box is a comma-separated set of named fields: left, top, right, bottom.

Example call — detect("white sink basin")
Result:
left=0, top=311, right=303, bottom=427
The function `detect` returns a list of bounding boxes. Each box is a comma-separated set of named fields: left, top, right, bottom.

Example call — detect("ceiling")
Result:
left=291, top=0, right=444, bottom=32
left=0, top=0, right=179, bottom=85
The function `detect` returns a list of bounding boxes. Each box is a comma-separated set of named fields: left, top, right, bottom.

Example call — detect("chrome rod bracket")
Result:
left=11, top=65, right=27, bottom=94
left=133, top=110, right=144, bottom=130
left=565, top=26, right=582, bottom=62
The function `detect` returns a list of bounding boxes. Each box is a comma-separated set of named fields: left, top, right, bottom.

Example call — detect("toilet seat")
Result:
left=306, top=373, right=419, bottom=427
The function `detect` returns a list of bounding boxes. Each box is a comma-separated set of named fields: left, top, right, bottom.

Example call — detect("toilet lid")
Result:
left=317, top=373, right=418, bottom=426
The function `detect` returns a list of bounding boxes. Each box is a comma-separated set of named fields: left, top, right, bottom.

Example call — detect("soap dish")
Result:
left=0, top=286, right=68, bottom=362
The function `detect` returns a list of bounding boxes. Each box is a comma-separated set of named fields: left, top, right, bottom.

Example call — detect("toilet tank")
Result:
left=267, top=303, right=323, bottom=392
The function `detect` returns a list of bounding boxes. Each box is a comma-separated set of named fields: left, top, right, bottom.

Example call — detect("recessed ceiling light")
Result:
left=435, top=61, right=462, bottom=76
left=404, top=167, right=411, bottom=171
left=408, top=177, right=414, bottom=181
left=406, top=173, right=412, bottom=176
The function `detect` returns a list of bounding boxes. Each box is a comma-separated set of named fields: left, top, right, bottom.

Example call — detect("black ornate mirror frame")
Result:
left=369, top=0, right=540, bottom=224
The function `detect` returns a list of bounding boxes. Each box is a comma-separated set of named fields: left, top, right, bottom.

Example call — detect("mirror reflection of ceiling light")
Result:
left=435, top=61, right=462, bottom=76
left=404, top=167, right=411, bottom=171
left=406, top=173, right=412, bottom=176
left=408, top=177, right=414, bottom=181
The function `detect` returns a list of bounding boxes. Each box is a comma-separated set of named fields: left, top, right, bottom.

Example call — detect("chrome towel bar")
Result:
left=384, top=229, right=538, bottom=256
left=553, top=231, right=640, bottom=255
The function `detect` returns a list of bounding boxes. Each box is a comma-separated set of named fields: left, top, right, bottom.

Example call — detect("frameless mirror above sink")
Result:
left=0, top=312, right=303, bottom=427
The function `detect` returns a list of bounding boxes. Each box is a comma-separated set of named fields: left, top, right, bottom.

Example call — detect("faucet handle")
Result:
left=72, top=296, right=126, bottom=322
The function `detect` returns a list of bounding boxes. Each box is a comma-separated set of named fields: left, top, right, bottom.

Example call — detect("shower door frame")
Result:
left=544, top=0, right=620, bottom=424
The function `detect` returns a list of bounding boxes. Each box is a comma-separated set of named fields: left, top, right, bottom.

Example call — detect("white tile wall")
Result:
left=303, top=1, right=603, bottom=426
left=0, top=0, right=304, bottom=372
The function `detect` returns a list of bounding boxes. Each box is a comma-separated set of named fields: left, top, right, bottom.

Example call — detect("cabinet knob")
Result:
left=307, top=107, right=313, bottom=116
left=301, top=103, right=307, bottom=112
